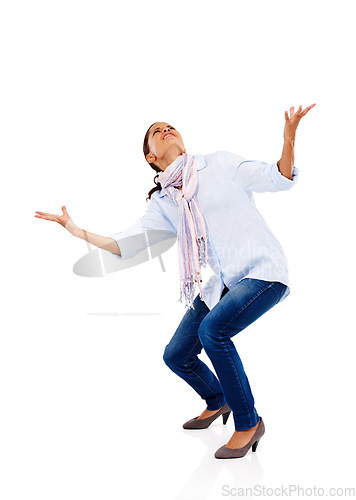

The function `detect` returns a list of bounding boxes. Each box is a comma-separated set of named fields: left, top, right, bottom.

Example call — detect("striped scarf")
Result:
left=157, top=153, right=208, bottom=310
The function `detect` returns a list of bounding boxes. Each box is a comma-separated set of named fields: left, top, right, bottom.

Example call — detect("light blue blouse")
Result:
left=108, top=151, right=299, bottom=310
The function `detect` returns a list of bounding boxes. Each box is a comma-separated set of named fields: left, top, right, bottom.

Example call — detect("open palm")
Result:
left=34, top=206, right=77, bottom=234
left=284, top=103, right=316, bottom=141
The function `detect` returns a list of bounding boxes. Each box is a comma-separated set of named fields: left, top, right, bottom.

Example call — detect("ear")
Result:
left=146, top=153, right=155, bottom=163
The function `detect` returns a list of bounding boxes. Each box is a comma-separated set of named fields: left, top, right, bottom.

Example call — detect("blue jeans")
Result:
left=163, top=278, right=287, bottom=431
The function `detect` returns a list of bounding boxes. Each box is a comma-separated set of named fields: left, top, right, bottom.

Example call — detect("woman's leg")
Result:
left=163, top=288, right=228, bottom=411
left=197, top=278, right=287, bottom=431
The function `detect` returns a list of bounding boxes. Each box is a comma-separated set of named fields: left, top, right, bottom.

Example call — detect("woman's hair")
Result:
left=143, top=122, right=163, bottom=201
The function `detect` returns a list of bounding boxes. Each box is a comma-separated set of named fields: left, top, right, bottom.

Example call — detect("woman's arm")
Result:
left=72, top=227, right=121, bottom=255
left=217, top=150, right=299, bottom=192
left=277, top=138, right=295, bottom=181
left=277, top=103, right=316, bottom=180
left=34, top=205, right=121, bottom=255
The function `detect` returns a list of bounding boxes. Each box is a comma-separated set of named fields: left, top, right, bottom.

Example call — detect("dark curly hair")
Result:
left=143, top=122, right=164, bottom=201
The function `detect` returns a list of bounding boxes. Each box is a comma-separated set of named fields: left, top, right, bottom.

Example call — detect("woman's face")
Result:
left=146, top=122, right=186, bottom=170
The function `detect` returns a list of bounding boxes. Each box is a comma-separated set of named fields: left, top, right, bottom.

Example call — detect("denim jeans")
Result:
left=163, top=278, right=287, bottom=431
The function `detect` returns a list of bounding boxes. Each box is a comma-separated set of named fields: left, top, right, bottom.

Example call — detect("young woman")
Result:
left=35, top=104, right=315, bottom=459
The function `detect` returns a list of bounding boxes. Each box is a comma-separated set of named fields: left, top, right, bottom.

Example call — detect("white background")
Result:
left=1, top=0, right=355, bottom=498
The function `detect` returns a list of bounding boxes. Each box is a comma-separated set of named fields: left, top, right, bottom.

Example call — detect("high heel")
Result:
left=214, top=416, right=265, bottom=459
left=182, top=403, right=231, bottom=429
left=222, top=410, right=231, bottom=425
left=251, top=438, right=260, bottom=452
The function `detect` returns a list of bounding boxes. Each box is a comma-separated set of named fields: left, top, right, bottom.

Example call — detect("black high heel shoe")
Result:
left=182, top=403, right=231, bottom=429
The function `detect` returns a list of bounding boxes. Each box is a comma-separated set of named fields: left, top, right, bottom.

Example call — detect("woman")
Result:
left=35, top=104, right=315, bottom=459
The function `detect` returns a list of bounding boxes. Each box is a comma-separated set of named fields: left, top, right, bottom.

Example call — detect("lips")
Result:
left=163, top=132, right=175, bottom=140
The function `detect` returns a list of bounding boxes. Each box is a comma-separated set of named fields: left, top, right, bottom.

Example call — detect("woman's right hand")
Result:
left=34, top=206, right=78, bottom=234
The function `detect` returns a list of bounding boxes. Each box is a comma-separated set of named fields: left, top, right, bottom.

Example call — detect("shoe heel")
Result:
left=251, top=439, right=260, bottom=452
left=222, top=411, right=231, bottom=425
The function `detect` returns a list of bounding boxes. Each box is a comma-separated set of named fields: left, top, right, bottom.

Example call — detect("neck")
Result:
left=158, top=148, right=185, bottom=172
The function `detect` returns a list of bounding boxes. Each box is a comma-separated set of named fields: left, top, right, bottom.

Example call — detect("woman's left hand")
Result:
left=283, top=103, right=316, bottom=142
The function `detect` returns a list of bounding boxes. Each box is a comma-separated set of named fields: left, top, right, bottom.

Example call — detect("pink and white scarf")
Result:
left=157, top=153, right=208, bottom=310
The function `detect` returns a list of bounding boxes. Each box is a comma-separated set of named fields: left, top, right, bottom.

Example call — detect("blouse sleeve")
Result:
left=217, top=150, right=299, bottom=193
left=107, top=195, right=176, bottom=260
